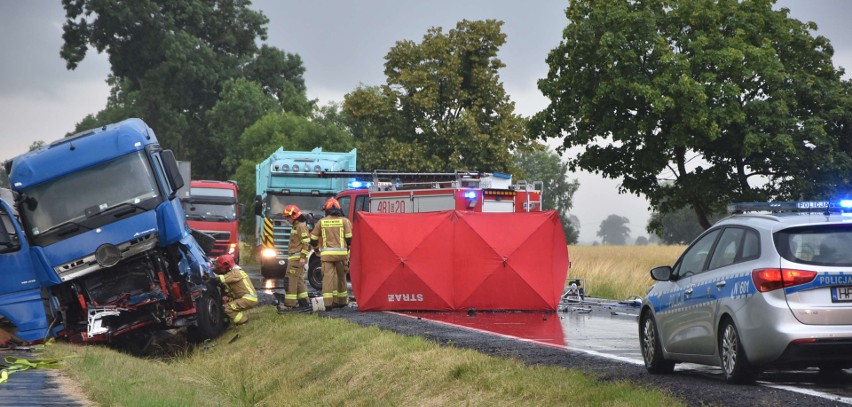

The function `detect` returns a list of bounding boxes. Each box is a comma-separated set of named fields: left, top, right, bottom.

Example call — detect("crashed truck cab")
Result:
left=1, top=118, right=225, bottom=344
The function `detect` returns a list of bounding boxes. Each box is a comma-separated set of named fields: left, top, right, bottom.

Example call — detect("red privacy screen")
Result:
left=350, top=210, right=569, bottom=311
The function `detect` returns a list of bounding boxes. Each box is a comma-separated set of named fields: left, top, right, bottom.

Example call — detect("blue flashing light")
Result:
left=729, top=199, right=852, bottom=214
left=463, top=191, right=477, bottom=199
left=348, top=181, right=372, bottom=189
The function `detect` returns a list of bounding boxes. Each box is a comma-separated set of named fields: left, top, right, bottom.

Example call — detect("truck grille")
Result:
left=54, top=233, right=159, bottom=282
left=201, top=231, right=231, bottom=241
left=273, top=224, right=292, bottom=260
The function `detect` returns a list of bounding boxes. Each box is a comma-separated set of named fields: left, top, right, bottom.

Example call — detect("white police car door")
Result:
left=655, top=229, right=721, bottom=354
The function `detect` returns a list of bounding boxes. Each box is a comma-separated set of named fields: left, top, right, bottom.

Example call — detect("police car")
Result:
left=639, top=200, right=852, bottom=383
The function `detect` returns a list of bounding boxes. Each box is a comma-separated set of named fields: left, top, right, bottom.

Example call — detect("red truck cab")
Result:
left=182, top=180, right=242, bottom=262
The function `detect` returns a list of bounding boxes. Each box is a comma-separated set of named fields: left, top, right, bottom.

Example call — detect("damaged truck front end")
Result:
left=2, top=118, right=226, bottom=344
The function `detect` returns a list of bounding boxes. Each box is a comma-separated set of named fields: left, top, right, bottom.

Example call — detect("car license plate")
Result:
left=831, top=286, right=852, bottom=302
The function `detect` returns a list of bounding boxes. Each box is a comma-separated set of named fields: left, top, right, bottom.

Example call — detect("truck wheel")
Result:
left=188, top=284, right=226, bottom=342
left=261, top=257, right=286, bottom=279
left=116, top=331, right=155, bottom=356
left=308, top=257, right=323, bottom=291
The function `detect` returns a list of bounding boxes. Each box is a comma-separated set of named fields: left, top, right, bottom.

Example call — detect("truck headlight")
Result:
left=261, top=248, right=277, bottom=258
left=229, top=243, right=237, bottom=254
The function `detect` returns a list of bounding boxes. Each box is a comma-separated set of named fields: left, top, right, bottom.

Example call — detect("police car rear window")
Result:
left=774, top=224, right=852, bottom=266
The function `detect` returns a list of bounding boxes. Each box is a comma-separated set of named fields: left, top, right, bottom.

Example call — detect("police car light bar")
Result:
left=727, top=200, right=848, bottom=214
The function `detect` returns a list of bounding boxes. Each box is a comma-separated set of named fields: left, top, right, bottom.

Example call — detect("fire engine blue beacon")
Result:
left=348, top=181, right=373, bottom=189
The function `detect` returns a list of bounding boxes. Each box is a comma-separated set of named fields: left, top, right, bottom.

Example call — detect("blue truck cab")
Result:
left=1, top=118, right=225, bottom=344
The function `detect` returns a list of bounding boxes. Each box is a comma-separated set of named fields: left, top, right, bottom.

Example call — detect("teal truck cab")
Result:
left=255, top=147, right=356, bottom=289
left=0, top=118, right=225, bottom=344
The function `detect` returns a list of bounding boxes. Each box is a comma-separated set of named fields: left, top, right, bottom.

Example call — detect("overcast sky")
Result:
left=1, top=1, right=851, bottom=243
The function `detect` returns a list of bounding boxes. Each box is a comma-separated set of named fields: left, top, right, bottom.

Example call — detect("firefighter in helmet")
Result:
left=213, top=254, right=258, bottom=325
left=278, top=204, right=311, bottom=312
left=310, top=198, right=352, bottom=310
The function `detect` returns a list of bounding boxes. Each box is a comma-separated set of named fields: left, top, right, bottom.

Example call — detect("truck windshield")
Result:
left=183, top=202, right=237, bottom=222
left=267, top=195, right=326, bottom=218
left=20, top=151, right=161, bottom=240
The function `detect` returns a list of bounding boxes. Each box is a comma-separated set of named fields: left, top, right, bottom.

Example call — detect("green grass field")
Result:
left=46, top=306, right=683, bottom=407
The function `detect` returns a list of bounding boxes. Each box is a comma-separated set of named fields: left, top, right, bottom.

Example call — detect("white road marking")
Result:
left=387, top=311, right=852, bottom=405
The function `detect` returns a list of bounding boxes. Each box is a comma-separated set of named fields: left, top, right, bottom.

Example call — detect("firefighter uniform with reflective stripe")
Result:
left=310, top=215, right=353, bottom=308
left=285, top=220, right=311, bottom=307
left=218, top=265, right=258, bottom=325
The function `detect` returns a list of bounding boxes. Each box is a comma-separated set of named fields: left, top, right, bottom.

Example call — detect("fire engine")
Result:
left=333, top=171, right=542, bottom=220
left=301, top=171, right=543, bottom=290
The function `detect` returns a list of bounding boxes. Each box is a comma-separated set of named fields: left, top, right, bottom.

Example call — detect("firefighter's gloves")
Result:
left=299, top=258, right=306, bottom=267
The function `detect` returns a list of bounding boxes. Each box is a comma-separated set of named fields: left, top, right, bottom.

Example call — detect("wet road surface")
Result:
left=0, top=350, right=89, bottom=407
left=392, top=299, right=852, bottom=405
left=246, top=268, right=852, bottom=404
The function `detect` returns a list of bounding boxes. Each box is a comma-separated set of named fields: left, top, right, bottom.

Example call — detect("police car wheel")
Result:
left=719, top=319, right=758, bottom=384
left=640, top=311, right=674, bottom=374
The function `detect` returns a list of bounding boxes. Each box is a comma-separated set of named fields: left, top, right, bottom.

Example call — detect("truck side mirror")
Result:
left=160, top=150, right=185, bottom=195
left=239, top=203, right=247, bottom=220
left=254, top=195, right=263, bottom=216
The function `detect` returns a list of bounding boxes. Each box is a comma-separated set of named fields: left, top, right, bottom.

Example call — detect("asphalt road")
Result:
left=317, top=305, right=850, bottom=407
left=0, top=350, right=89, bottom=407
left=247, top=265, right=852, bottom=405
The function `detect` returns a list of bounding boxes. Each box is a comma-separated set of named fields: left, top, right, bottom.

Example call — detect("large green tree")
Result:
left=343, top=19, right=530, bottom=173
left=648, top=206, right=722, bottom=245
left=534, top=0, right=852, bottom=229
left=232, top=112, right=354, bottom=245
left=513, top=148, right=580, bottom=243
left=204, top=78, right=280, bottom=179
left=61, top=0, right=311, bottom=179
left=597, top=214, right=632, bottom=245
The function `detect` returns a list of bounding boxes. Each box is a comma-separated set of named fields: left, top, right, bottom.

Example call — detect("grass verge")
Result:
left=47, top=307, right=684, bottom=407
left=567, top=245, right=686, bottom=300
